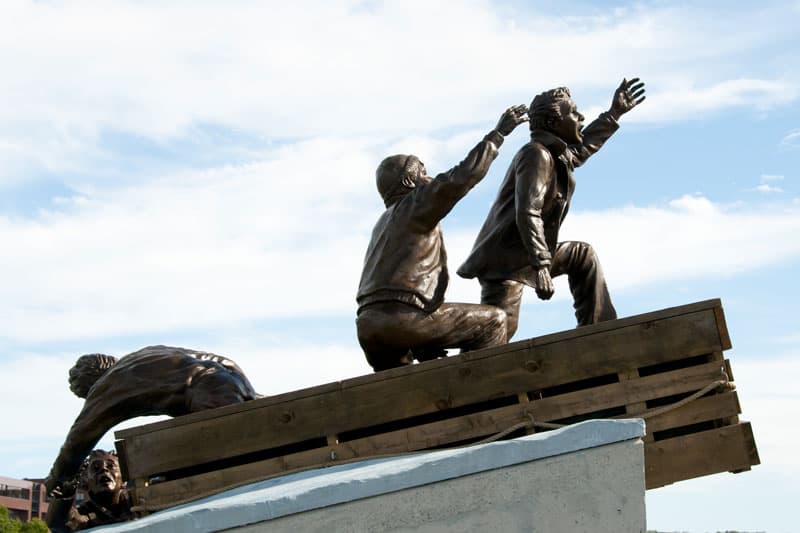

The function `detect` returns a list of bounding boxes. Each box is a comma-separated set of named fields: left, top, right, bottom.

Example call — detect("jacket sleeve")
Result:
left=569, top=111, right=620, bottom=168
left=409, top=130, right=504, bottom=231
left=515, top=144, right=555, bottom=270
left=47, top=394, right=124, bottom=491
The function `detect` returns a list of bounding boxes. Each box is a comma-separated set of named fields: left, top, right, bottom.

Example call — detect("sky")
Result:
left=0, top=0, right=798, bottom=531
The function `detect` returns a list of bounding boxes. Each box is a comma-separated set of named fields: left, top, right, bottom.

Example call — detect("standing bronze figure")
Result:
left=357, top=105, right=529, bottom=371
left=458, top=79, right=645, bottom=339
left=45, top=345, right=259, bottom=499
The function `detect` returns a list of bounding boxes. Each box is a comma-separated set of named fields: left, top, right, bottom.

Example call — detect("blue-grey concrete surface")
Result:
left=92, top=418, right=645, bottom=533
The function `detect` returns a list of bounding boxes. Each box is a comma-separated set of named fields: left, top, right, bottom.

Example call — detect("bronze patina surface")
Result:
left=45, top=450, right=132, bottom=532
left=459, top=78, right=646, bottom=338
left=44, top=346, right=258, bottom=502
left=356, top=106, right=528, bottom=371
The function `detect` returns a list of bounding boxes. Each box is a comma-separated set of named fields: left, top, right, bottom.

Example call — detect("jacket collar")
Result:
left=530, top=129, right=568, bottom=156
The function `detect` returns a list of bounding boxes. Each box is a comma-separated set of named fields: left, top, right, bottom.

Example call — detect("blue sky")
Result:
left=0, top=1, right=798, bottom=530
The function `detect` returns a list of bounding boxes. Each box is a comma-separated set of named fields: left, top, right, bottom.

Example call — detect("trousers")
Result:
left=356, top=301, right=507, bottom=371
left=480, top=241, right=616, bottom=340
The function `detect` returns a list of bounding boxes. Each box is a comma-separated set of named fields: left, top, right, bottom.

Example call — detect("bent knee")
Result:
left=487, top=306, right=507, bottom=327
left=572, top=241, right=594, bottom=255
left=481, top=305, right=508, bottom=339
left=569, top=241, right=602, bottom=269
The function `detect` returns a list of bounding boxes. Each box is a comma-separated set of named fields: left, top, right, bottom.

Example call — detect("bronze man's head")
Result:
left=529, top=87, right=585, bottom=144
left=69, top=353, right=118, bottom=398
left=375, top=154, right=430, bottom=207
left=80, top=450, right=125, bottom=504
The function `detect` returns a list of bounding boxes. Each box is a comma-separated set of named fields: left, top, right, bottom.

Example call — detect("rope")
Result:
left=132, top=375, right=733, bottom=514
left=521, top=377, right=734, bottom=431
left=637, top=379, right=733, bottom=420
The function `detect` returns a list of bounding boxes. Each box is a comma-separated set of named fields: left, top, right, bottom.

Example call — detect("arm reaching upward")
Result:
left=410, top=105, right=528, bottom=230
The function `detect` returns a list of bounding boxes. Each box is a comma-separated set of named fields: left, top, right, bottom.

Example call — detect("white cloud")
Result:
left=440, top=193, right=800, bottom=305
left=3, top=129, right=799, bottom=347
left=733, top=352, right=800, bottom=467
left=749, top=174, right=786, bottom=193
left=0, top=136, right=385, bottom=342
left=781, top=130, right=800, bottom=147
left=749, top=183, right=784, bottom=193
left=555, top=194, right=800, bottom=291
left=0, top=1, right=797, bottom=185
left=0, top=123, right=538, bottom=344
left=629, top=78, right=797, bottom=124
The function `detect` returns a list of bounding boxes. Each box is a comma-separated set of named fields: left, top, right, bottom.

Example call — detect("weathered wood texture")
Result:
left=115, top=299, right=759, bottom=511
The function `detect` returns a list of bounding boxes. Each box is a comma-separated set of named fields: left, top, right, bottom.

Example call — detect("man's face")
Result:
left=85, top=455, right=122, bottom=497
left=68, top=368, right=90, bottom=398
left=406, top=157, right=431, bottom=186
left=552, top=97, right=585, bottom=145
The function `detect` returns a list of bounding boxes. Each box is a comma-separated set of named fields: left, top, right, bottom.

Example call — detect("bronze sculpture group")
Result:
left=45, top=78, right=644, bottom=529
left=45, top=346, right=258, bottom=531
left=359, top=77, right=645, bottom=370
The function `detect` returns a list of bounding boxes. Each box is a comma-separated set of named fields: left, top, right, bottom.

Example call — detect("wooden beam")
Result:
left=120, top=307, right=724, bottom=479
left=645, top=422, right=759, bottom=489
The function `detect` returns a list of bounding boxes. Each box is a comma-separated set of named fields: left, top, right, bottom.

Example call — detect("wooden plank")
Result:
left=125, top=357, right=729, bottom=483
left=121, top=308, right=724, bottom=479
left=117, top=299, right=725, bottom=440
left=115, top=439, right=130, bottom=482
left=619, top=367, right=649, bottom=442
left=625, top=391, right=741, bottom=434
left=525, top=360, right=728, bottom=424
left=713, top=305, right=732, bottom=351
left=133, top=404, right=534, bottom=511
left=645, top=422, right=759, bottom=489
left=134, top=393, right=751, bottom=510
left=724, top=358, right=735, bottom=381
left=619, top=369, right=648, bottom=416
left=473, top=298, right=725, bottom=361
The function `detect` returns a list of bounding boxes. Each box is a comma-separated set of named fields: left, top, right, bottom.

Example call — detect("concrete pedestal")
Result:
left=94, top=419, right=646, bottom=533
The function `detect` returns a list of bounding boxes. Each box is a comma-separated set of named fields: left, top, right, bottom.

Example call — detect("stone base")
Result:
left=94, top=419, right=646, bottom=533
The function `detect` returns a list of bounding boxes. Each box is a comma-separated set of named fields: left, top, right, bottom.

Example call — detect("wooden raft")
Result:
left=115, top=299, right=759, bottom=512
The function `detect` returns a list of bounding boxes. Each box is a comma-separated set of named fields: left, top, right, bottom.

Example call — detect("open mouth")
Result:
left=98, top=473, right=114, bottom=486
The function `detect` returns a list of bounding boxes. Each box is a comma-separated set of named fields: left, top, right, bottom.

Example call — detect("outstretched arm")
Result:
left=45, top=396, right=124, bottom=496
left=45, top=485, right=77, bottom=533
left=410, top=105, right=528, bottom=229
left=571, top=77, right=645, bottom=167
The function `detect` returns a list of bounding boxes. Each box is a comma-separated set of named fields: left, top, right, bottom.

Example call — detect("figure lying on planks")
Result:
left=356, top=105, right=529, bottom=371
left=46, top=449, right=132, bottom=532
left=44, top=345, right=259, bottom=509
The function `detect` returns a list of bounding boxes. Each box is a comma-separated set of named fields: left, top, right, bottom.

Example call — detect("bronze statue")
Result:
left=45, top=449, right=133, bottom=532
left=458, top=78, right=646, bottom=338
left=356, top=105, right=528, bottom=371
left=45, top=346, right=259, bottom=499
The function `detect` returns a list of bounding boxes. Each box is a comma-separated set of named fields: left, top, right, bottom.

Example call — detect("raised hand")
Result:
left=48, top=478, right=77, bottom=500
left=609, top=77, right=646, bottom=120
left=496, top=104, right=529, bottom=136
